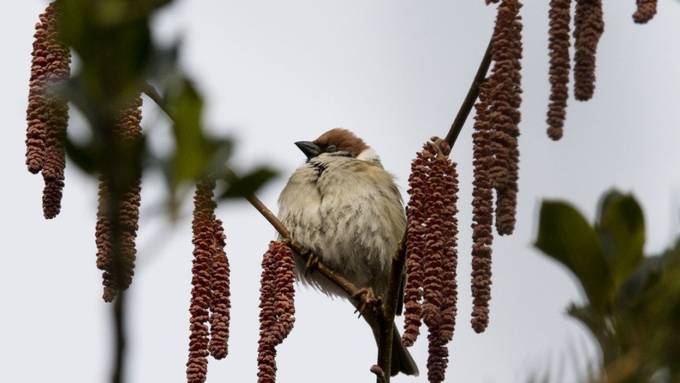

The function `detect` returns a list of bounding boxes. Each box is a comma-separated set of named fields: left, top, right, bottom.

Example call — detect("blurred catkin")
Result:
left=257, top=241, right=296, bottom=383
left=95, top=97, right=143, bottom=302
left=25, top=2, right=71, bottom=218
left=546, top=0, right=572, bottom=140
left=633, top=0, right=657, bottom=23
left=573, top=0, right=604, bottom=101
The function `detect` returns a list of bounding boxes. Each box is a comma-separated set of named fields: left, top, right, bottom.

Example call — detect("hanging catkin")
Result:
left=401, top=139, right=459, bottom=383
left=633, top=0, right=657, bottom=24
left=186, top=180, right=231, bottom=382
left=209, top=219, right=231, bottom=360
left=187, top=181, right=217, bottom=383
left=573, top=0, right=604, bottom=101
left=25, top=1, right=71, bottom=218
left=546, top=0, right=573, bottom=140
left=489, top=0, right=523, bottom=236
left=95, top=97, right=143, bottom=302
left=257, top=241, right=296, bottom=383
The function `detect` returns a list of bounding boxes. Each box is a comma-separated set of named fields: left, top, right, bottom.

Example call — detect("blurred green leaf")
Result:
left=163, top=79, right=212, bottom=185
left=596, top=191, right=645, bottom=290
left=220, top=167, right=278, bottom=199
left=535, top=200, right=612, bottom=311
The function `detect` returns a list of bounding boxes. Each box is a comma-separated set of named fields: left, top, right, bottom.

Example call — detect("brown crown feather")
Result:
left=313, top=128, right=369, bottom=157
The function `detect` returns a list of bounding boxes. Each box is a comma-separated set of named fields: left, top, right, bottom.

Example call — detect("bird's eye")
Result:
left=326, top=144, right=337, bottom=153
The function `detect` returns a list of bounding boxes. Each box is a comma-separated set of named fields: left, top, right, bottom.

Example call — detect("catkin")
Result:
left=402, top=139, right=459, bottom=382
left=401, top=145, right=431, bottom=347
left=488, top=0, right=523, bottom=236
left=94, top=97, right=143, bottom=302
left=633, top=0, right=657, bottom=24
left=187, top=181, right=217, bottom=383
left=546, top=0, right=573, bottom=140
left=208, top=220, right=231, bottom=360
left=573, top=0, right=604, bottom=101
left=25, top=2, right=71, bottom=218
left=471, top=77, right=495, bottom=334
left=257, top=241, right=296, bottom=383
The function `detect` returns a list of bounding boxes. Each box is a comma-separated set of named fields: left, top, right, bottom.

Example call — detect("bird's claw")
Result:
left=304, top=253, right=319, bottom=275
left=352, top=287, right=379, bottom=318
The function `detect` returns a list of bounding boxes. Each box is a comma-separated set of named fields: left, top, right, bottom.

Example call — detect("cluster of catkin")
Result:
left=187, top=180, right=231, bottom=383
left=95, top=96, right=144, bottom=302
left=25, top=1, right=71, bottom=219
left=547, top=0, right=656, bottom=139
left=471, top=0, right=523, bottom=334
left=402, top=138, right=459, bottom=383
left=257, top=241, right=296, bottom=383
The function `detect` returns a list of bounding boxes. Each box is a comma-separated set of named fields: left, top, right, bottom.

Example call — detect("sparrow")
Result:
left=277, top=128, right=419, bottom=376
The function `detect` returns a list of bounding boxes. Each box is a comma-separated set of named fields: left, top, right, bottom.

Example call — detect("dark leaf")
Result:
left=535, top=200, right=612, bottom=311
left=596, top=190, right=645, bottom=290
left=219, top=167, right=278, bottom=199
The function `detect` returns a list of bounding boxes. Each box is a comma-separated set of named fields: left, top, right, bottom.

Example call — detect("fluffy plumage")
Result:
left=277, top=128, right=418, bottom=376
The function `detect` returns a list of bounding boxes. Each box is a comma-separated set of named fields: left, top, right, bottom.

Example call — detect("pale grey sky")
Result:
left=2, top=1, right=680, bottom=382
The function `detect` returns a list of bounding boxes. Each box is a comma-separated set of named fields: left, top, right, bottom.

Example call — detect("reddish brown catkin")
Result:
left=25, top=2, right=71, bottom=219
left=208, top=219, right=230, bottom=360
left=471, top=79, right=495, bottom=334
left=546, top=0, right=573, bottom=140
left=26, top=1, right=70, bottom=176
left=421, top=147, right=444, bottom=331
left=187, top=181, right=217, bottom=383
left=493, top=0, right=523, bottom=236
left=425, top=140, right=459, bottom=383
left=257, top=241, right=296, bottom=383
left=401, top=143, right=432, bottom=347
left=95, top=97, right=143, bottom=302
left=573, top=0, right=604, bottom=101
left=432, top=142, right=459, bottom=345
left=633, top=0, right=657, bottom=23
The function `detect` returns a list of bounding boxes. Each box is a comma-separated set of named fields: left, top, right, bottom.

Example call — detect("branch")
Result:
left=445, top=37, right=493, bottom=147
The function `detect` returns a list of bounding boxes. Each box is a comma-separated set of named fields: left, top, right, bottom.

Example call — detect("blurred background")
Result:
left=2, top=1, right=679, bottom=382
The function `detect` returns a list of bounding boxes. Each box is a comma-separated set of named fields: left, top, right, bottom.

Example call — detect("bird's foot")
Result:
left=352, top=287, right=380, bottom=318
left=304, top=252, right=320, bottom=275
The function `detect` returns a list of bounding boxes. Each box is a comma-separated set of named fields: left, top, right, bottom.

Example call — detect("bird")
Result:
left=277, top=128, right=419, bottom=377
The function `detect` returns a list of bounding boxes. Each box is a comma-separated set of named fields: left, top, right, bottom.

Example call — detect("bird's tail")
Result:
left=368, top=321, right=419, bottom=376
left=390, top=325, right=419, bottom=376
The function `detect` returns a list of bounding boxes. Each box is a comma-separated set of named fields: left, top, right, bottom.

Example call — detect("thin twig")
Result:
left=111, top=293, right=127, bottom=383
left=445, top=37, right=494, bottom=147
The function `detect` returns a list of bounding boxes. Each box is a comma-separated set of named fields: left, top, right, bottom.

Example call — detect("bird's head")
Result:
left=294, top=128, right=380, bottom=163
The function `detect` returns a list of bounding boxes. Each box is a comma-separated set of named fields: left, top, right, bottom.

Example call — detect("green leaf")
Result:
left=219, top=167, right=278, bottom=199
left=596, top=191, right=645, bottom=290
left=164, top=79, right=210, bottom=186
left=534, top=200, right=612, bottom=311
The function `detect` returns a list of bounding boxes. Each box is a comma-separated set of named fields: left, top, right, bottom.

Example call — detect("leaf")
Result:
left=596, top=190, right=645, bottom=290
left=534, top=200, right=612, bottom=311
left=219, top=167, right=278, bottom=199
left=164, top=79, right=210, bottom=185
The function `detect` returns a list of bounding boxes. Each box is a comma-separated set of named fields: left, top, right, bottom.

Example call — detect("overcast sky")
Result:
left=2, top=1, right=680, bottom=382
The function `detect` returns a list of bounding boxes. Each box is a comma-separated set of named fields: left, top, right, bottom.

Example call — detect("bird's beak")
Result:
left=295, top=141, right=321, bottom=160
